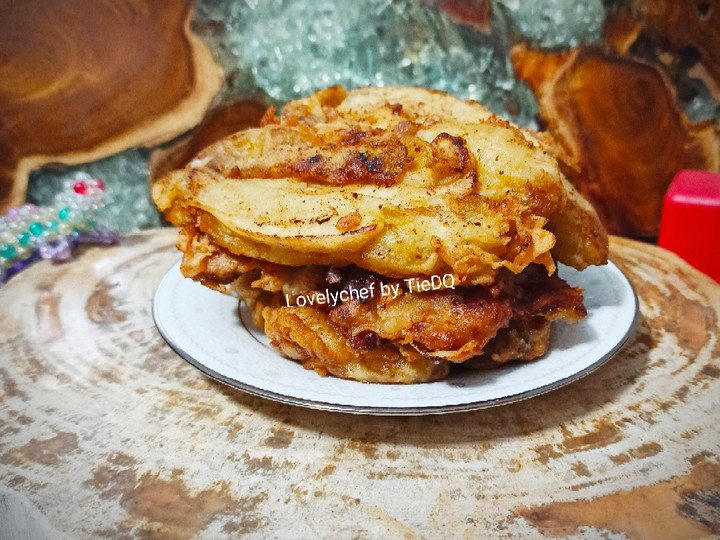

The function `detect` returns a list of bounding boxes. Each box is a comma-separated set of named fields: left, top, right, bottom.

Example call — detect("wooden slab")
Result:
left=0, top=229, right=718, bottom=539
left=511, top=44, right=720, bottom=239
left=0, top=0, right=223, bottom=212
left=603, top=0, right=720, bottom=100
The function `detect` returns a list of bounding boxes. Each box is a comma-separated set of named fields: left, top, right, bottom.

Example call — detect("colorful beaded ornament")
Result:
left=0, top=174, right=119, bottom=286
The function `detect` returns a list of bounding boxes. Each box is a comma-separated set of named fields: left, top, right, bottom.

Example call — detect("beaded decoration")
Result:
left=0, top=174, right=119, bottom=286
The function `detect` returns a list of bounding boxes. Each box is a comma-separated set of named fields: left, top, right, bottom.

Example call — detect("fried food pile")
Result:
left=153, top=86, right=609, bottom=383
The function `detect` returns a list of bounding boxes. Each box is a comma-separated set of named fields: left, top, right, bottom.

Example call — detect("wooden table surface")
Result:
left=0, top=228, right=718, bottom=540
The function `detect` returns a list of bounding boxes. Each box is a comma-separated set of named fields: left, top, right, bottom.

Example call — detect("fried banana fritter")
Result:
left=155, top=86, right=607, bottom=285
left=153, top=86, right=609, bottom=383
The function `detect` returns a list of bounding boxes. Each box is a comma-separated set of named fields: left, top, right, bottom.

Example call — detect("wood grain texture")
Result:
left=511, top=44, right=720, bottom=239
left=0, top=229, right=718, bottom=539
left=603, top=0, right=720, bottom=100
left=0, top=0, right=223, bottom=212
left=148, top=97, right=270, bottom=186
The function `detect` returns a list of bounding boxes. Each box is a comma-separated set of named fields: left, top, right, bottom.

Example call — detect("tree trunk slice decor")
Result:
left=0, top=229, right=719, bottom=538
left=0, top=0, right=223, bottom=213
left=148, top=97, right=270, bottom=185
left=511, top=44, right=720, bottom=238
left=603, top=0, right=720, bottom=101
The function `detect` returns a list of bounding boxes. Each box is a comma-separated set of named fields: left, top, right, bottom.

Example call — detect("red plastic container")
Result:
left=658, top=170, right=720, bottom=282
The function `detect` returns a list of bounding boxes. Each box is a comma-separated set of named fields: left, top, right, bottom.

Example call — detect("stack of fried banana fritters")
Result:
left=153, top=86, right=608, bottom=383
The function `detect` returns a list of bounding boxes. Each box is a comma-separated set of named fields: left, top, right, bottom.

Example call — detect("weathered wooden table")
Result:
left=1, top=228, right=718, bottom=539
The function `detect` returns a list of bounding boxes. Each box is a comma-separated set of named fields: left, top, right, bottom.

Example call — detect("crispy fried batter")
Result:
left=154, top=86, right=608, bottom=286
left=263, top=307, right=450, bottom=384
left=176, top=225, right=585, bottom=383
left=153, top=86, right=608, bottom=383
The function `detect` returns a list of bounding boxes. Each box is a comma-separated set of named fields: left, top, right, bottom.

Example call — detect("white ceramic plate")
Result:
left=153, top=261, right=638, bottom=415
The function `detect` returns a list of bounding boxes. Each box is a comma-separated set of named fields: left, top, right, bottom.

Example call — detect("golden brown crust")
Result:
left=153, top=86, right=609, bottom=286
left=153, top=86, right=607, bottom=383
left=263, top=307, right=450, bottom=383
left=177, top=225, right=586, bottom=383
